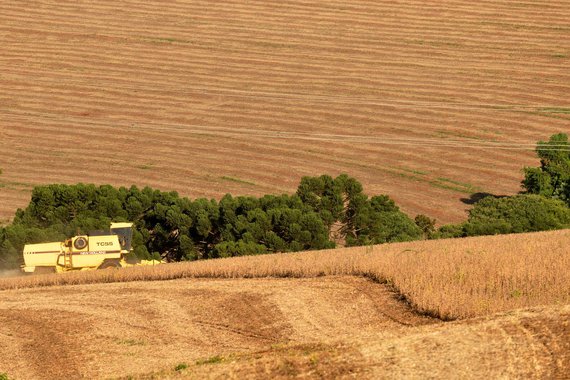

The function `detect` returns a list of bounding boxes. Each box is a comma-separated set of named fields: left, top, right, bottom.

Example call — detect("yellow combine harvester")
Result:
left=21, top=222, right=159, bottom=273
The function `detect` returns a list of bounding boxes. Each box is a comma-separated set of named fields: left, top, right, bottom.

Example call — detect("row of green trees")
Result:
left=1, top=133, right=568, bottom=269
left=0, top=174, right=423, bottom=268
left=431, top=194, right=570, bottom=239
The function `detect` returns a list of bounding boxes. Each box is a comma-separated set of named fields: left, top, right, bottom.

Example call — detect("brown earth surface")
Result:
left=0, top=276, right=568, bottom=379
left=1, top=0, right=569, bottom=224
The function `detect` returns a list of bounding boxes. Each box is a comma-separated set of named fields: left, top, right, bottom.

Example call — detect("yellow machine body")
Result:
left=22, top=222, right=137, bottom=273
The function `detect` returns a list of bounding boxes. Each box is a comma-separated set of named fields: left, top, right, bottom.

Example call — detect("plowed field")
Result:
left=1, top=0, right=569, bottom=224
left=0, top=276, right=568, bottom=379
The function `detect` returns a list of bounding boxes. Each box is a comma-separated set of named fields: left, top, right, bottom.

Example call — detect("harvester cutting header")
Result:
left=21, top=222, right=154, bottom=273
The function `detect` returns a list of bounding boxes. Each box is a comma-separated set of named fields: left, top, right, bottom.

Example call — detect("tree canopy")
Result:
left=522, top=133, right=570, bottom=206
left=463, top=194, right=570, bottom=236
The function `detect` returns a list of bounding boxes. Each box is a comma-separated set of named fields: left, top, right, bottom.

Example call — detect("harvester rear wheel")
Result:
left=98, top=259, right=122, bottom=270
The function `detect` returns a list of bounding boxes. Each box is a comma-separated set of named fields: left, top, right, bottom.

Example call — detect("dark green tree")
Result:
left=296, top=174, right=343, bottom=228
left=432, top=223, right=465, bottom=239
left=415, top=214, right=436, bottom=239
left=464, top=194, right=570, bottom=236
left=522, top=133, right=570, bottom=206
left=347, top=195, right=422, bottom=246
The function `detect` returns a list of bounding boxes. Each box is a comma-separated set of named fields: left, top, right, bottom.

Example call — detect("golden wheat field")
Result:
left=1, top=230, right=569, bottom=379
left=2, top=229, right=569, bottom=319
left=1, top=0, right=569, bottom=224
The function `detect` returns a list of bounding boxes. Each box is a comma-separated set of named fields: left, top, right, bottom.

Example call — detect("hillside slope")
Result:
left=0, top=276, right=568, bottom=379
left=1, top=0, right=569, bottom=223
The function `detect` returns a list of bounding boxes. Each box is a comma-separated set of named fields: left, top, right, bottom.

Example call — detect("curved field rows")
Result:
left=0, top=277, right=436, bottom=379
left=1, top=0, right=569, bottom=223
left=0, top=277, right=568, bottom=379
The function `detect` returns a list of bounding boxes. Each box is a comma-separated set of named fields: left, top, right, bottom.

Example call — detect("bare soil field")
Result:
left=1, top=276, right=568, bottom=379
left=1, top=1, right=569, bottom=224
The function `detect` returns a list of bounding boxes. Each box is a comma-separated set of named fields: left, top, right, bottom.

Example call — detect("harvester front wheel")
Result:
left=98, top=259, right=122, bottom=270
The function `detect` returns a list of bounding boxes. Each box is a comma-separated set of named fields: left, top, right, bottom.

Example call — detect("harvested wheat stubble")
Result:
left=1, top=0, right=569, bottom=224
left=2, top=229, right=569, bottom=320
left=0, top=277, right=568, bottom=379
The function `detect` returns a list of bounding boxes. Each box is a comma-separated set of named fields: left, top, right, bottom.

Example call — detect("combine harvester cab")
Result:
left=22, top=222, right=138, bottom=273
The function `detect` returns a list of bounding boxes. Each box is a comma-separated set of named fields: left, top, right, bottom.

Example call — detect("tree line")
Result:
left=0, top=133, right=568, bottom=269
left=0, top=174, right=423, bottom=268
